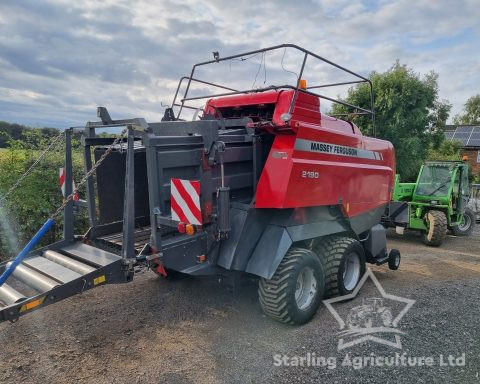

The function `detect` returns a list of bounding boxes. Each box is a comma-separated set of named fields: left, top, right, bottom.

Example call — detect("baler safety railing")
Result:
left=172, top=43, right=376, bottom=135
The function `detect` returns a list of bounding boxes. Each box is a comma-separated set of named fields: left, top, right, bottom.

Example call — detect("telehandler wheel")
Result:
left=451, top=208, right=475, bottom=236
left=258, top=248, right=325, bottom=325
left=315, top=236, right=366, bottom=297
left=422, top=210, right=447, bottom=247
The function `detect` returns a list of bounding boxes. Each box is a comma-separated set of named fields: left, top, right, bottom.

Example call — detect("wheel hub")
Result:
left=343, top=252, right=361, bottom=291
left=394, top=253, right=400, bottom=267
left=458, top=214, right=471, bottom=231
left=295, top=266, right=317, bottom=310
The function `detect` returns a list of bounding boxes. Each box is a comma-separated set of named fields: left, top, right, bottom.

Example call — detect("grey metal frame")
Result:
left=63, top=129, right=74, bottom=240
left=78, top=122, right=145, bottom=265
left=172, top=43, right=376, bottom=135
left=121, top=127, right=136, bottom=263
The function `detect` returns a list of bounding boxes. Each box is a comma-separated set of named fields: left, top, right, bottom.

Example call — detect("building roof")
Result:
left=444, top=125, right=480, bottom=148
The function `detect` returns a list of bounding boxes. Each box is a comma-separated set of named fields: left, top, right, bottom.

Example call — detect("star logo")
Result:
left=323, top=269, right=415, bottom=350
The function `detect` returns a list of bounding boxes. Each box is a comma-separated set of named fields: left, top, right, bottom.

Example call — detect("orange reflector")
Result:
left=298, top=79, right=307, bottom=90
left=185, top=224, right=195, bottom=236
left=20, top=297, right=46, bottom=313
left=198, top=255, right=206, bottom=263
left=340, top=203, right=349, bottom=217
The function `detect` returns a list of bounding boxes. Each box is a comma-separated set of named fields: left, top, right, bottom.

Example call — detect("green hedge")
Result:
left=0, top=143, right=88, bottom=261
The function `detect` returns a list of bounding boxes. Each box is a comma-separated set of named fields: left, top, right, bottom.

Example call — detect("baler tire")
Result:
left=422, top=210, right=447, bottom=246
left=451, top=208, right=475, bottom=236
left=258, top=248, right=325, bottom=325
left=314, top=236, right=365, bottom=297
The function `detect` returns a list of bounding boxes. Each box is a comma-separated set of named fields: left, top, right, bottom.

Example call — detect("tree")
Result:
left=427, top=139, right=461, bottom=161
left=453, top=95, right=480, bottom=125
left=331, top=62, right=451, bottom=181
left=0, top=121, right=59, bottom=148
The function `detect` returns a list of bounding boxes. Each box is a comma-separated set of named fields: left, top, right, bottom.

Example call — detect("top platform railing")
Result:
left=171, top=43, right=376, bottom=135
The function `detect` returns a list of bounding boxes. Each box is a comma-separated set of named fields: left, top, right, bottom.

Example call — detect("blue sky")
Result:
left=0, top=0, right=478, bottom=128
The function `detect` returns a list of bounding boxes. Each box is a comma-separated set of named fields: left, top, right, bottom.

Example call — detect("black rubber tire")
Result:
left=258, top=248, right=325, bottom=325
left=422, top=210, right=447, bottom=246
left=451, top=208, right=476, bottom=236
left=314, top=236, right=366, bottom=297
left=388, top=249, right=401, bottom=270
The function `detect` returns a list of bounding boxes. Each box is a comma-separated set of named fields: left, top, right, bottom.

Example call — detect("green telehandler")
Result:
left=383, top=160, right=476, bottom=246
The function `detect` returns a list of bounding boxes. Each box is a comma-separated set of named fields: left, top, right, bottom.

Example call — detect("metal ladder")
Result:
left=0, top=242, right=127, bottom=323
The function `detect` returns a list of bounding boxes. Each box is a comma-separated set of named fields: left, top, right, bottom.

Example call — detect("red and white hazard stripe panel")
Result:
left=59, top=168, right=79, bottom=201
left=170, top=178, right=202, bottom=225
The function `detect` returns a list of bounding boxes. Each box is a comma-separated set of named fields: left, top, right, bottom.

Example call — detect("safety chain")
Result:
left=0, top=131, right=66, bottom=206
left=50, top=127, right=129, bottom=220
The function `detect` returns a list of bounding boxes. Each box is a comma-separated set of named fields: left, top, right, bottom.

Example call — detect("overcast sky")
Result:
left=0, top=0, right=479, bottom=128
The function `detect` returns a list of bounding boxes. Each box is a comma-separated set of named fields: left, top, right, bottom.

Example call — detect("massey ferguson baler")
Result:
left=0, top=44, right=400, bottom=325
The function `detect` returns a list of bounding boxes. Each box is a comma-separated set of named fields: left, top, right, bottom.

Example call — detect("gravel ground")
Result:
left=0, top=228, right=479, bottom=383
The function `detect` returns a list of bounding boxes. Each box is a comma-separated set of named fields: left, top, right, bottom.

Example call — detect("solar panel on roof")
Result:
left=454, top=132, right=470, bottom=138
left=452, top=134, right=469, bottom=145
left=444, top=125, right=480, bottom=147
left=468, top=138, right=480, bottom=144
left=456, top=126, right=474, bottom=134
left=468, top=127, right=480, bottom=137
left=465, top=126, right=480, bottom=146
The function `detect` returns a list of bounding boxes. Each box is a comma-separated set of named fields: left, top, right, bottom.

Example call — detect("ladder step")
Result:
left=0, top=283, right=26, bottom=306
left=43, top=250, right=96, bottom=275
left=22, top=256, right=82, bottom=284
left=61, top=243, right=121, bottom=267
left=7, top=262, right=59, bottom=292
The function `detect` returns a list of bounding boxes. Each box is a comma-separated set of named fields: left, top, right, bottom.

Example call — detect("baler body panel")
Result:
left=206, top=90, right=358, bottom=135
left=207, top=90, right=396, bottom=219
left=255, top=124, right=395, bottom=218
